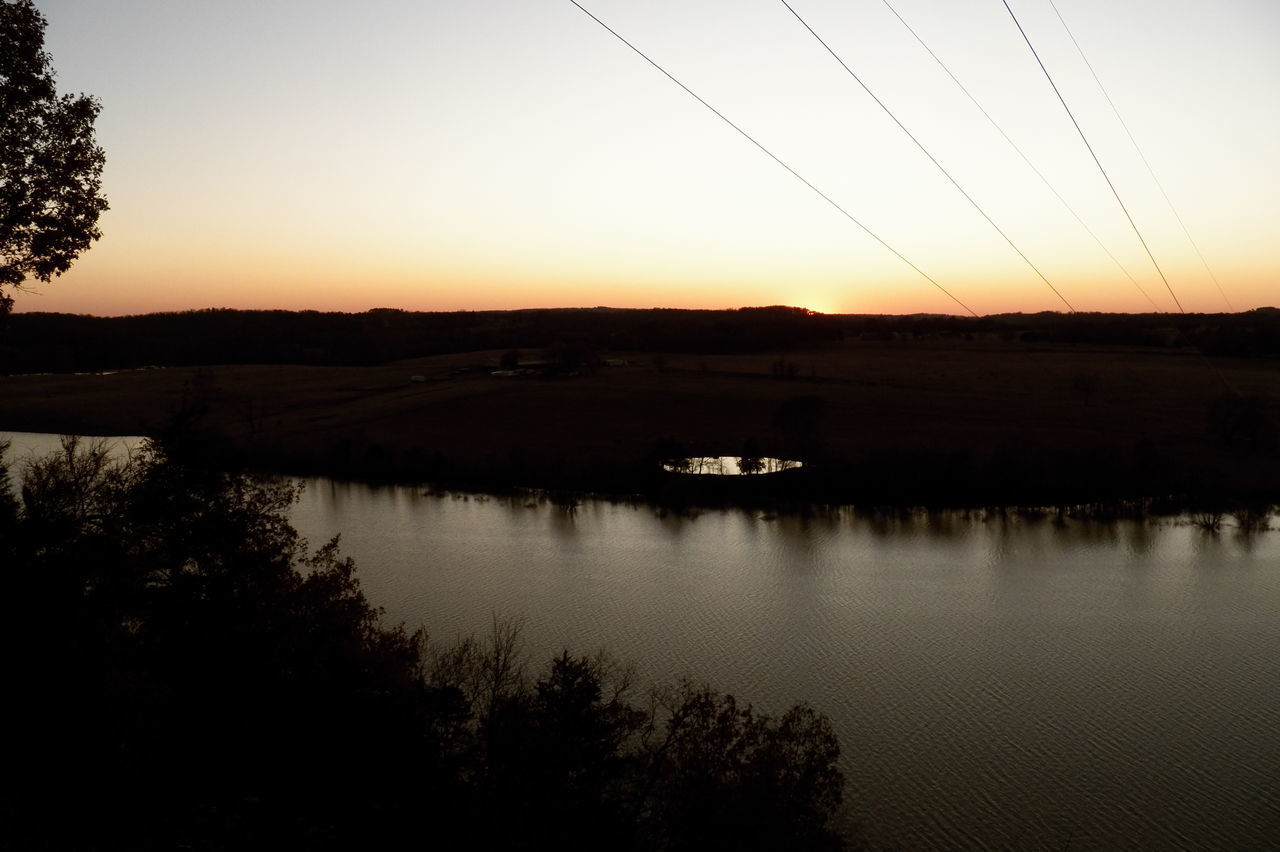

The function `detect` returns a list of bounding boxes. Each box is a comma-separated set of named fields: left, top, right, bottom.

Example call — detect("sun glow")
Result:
left=16, top=1, right=1278, bottom=317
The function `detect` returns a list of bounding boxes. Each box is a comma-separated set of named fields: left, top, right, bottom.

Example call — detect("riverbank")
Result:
left=2, top=336, right=1277, bottom=511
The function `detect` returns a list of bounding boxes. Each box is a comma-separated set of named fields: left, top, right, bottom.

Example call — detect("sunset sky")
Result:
left=20, top=0, right=1280, bottom=316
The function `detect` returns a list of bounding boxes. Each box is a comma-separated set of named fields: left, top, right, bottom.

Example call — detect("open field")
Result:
left=2, top=336, right=1277, bottom=508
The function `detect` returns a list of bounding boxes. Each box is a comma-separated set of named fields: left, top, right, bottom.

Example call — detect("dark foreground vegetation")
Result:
left=0, top=428, right=847, bottom=851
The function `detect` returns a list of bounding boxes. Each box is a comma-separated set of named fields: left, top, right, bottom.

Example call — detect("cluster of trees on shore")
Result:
left=0, top=428, right=848, bottom=850
left=4, top=306, right=1278, bottom=374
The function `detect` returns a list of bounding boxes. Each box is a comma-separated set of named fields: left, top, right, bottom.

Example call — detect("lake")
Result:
left=5, top=431, right=1278, bottom=850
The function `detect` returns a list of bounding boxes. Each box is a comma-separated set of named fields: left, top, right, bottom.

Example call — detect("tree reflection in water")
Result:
left=662, top=456, right=803, bottom=475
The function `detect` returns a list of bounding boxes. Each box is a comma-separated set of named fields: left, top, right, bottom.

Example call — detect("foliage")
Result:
left=0, top=0, right=108, bottom=314
left=634, top=683, right=844, bottom=851
left=421, top=625, right=847, bottom=851
left=3, top=434, right=429, bottom=847
left=0, top=439, right=15, bottom=521
left=0, top=434, right=848, bottom=849
left=738, top=436, right=764, bottom=475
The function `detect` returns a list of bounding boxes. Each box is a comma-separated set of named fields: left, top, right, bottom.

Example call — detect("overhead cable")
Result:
left=1047, top=0, right=1232, bottom=311
left=568, top=1, right=979, bottom=317
left=880, top=0, right=1159, bottom=312
left=1001, top=0, right=1186, bottom=313
left=779, top=0, right=1076, bottom=313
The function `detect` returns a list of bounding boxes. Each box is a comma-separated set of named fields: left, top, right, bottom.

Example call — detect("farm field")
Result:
left=3, top=336, right=1275, bottom=507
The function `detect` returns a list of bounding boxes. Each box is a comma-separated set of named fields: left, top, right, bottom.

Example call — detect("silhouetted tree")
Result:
left=635, top=683, right=844, bottom=851
left=546, top=339, right=600, bottom=375
left=424, top=624, right=847, bottom=851
left=0, top=436, right=850, bottom=850
left=2, top=434, right=433, bottom=848
left=0, top=439, right=16, bottom=540
left=738, top=436, right=764, bottom=475
left=0, top=0, right=107, bottom=316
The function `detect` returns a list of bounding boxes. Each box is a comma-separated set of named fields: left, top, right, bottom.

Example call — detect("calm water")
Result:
left=6, top=432, right=1279, bottom=849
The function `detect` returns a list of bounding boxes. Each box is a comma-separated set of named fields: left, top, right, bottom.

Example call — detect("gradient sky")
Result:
left=18, top=0, right=1280, bottom=316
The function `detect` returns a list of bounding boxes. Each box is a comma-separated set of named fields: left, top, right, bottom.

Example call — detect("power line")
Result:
left=567, top=0, right=979, bottom=317
left=1003, top=1, right=1233, bottom=393
left=779, top=0, right=1076, bottom=313
left=880, top=0, right=1160, bottom=312
left=1047, top=0, right=1232, bottom=312
left=1000, top=0, right=1187, bottom=314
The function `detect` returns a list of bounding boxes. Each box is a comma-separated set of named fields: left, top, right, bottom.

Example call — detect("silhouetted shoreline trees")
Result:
left=4, top=306, right=1278, bottom=374
left=0, top=432, right=848, bottom=850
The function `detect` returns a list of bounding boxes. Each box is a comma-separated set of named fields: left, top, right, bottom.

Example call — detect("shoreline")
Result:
left=4, top=426, right=1274, bottom=526
left=3, top=333, right=1277, bottom=515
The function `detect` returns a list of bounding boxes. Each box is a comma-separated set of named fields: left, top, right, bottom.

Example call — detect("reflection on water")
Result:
left=662, top=456, right=802, bottom=475
left=4, top=432, right=1279, bottom=850
left=285, top=479, right=1279, bottom=852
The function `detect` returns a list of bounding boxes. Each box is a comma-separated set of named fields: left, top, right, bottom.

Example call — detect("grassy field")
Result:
left=2, top=335, right=1276, bottom=508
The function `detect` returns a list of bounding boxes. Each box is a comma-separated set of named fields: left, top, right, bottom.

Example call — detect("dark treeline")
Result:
left=4, top=305, right=1278, bottom=372
left=0, top=428, right=849, bottom=851
left=1, top=306, right=833, bottom=371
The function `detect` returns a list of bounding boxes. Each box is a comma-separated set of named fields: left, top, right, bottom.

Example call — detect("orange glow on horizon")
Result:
left=16, top=256, right=1275, bottom=320
left=17, top=1, right=1275, bottom=321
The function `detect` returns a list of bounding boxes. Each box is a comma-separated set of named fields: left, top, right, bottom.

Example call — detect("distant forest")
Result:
left=4, top=305, right=1279, bottom=372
